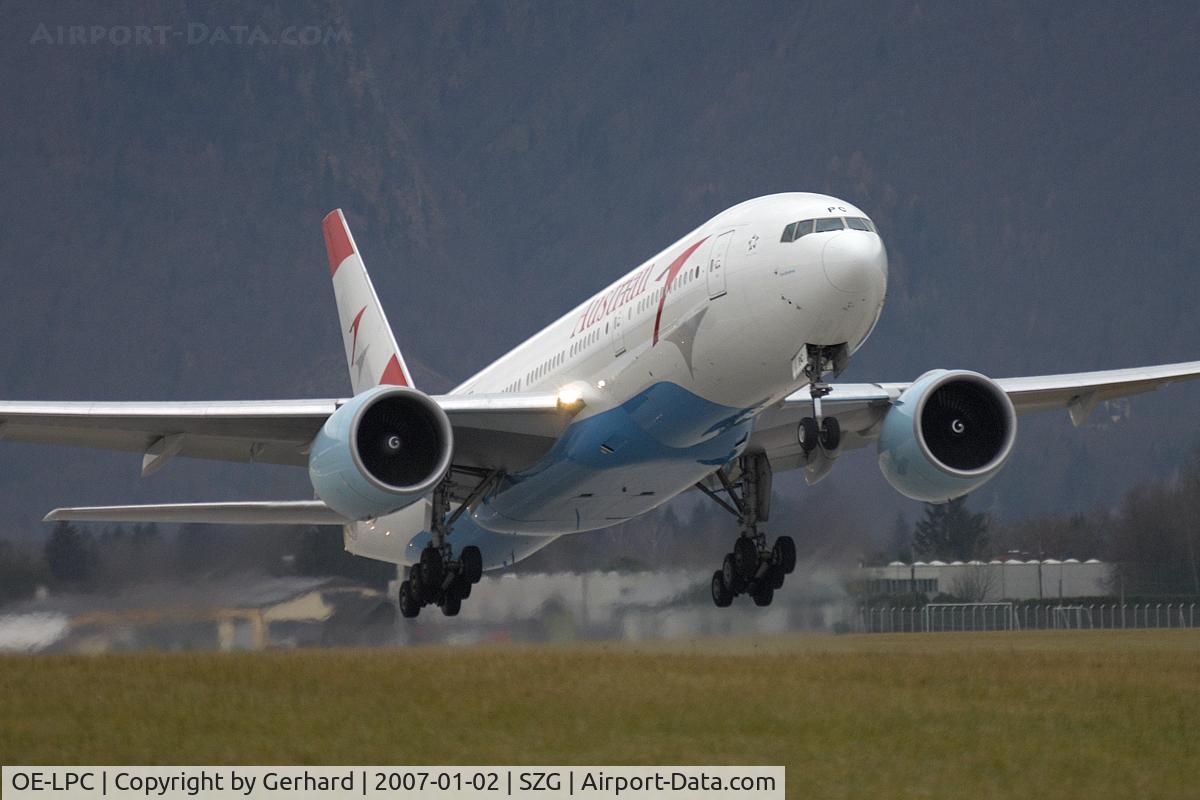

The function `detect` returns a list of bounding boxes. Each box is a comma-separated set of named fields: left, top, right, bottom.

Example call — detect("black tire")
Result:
left=711, top=570, right=733, bottom=608
left=455, top=574, right=472, bottom=600
left=409, top=563, right=424, bottom=601
left=798, top=417, right=819, bottom=454
left=770, top=565, right=785, bottom=590
left=460, top=545, right=483, bottom=584
left=722, top=553, right=742, bottom=594
left=398, top=580, right=420, bottom=618
left=752, top=583, right=775, bottom=607
left=734, top=536, right=759, bottom=580
left=774, top=535, right=797, bottom=575
left=819, top=416, right=841, bottom=451
left=441, top=588, right=462, bottom=617
left=420, top=546, right=445, bottom=587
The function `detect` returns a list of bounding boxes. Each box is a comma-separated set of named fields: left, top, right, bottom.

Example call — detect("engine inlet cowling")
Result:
left=877, top=370, right=1017, bottom=503
left=308, top=386, right=453, bottom=521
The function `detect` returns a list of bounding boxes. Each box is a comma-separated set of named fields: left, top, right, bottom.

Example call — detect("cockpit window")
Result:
left=814, top=217, right=845, bottom=233
left=781, top=218, right=820, bottom=243
left=846, top=217, right=873, bottom=232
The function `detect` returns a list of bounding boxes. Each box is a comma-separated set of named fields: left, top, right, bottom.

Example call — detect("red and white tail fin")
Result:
left=322, top=209, right=414, bottom=394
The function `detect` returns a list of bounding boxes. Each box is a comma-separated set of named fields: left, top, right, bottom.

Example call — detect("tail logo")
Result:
left=348, top=306, right=368, bottom=357
left=348, top=306, right=372, bottom=387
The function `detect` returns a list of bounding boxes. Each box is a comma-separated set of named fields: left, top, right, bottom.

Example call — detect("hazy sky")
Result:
left=1, top=1, right=1197, bottom=540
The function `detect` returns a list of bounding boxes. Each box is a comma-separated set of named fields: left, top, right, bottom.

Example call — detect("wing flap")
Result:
left=44, top=501, right=347, bottom=525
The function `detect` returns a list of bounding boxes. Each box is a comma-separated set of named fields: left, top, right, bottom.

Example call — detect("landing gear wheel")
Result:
left=441, top=588, right=462, bottom=617
left=460, top=545, right=483, bottom=584
left=409, top=563, right=428, bottom=605
left=722, top=553, right=743, bottom=595
left=774, top=536, right=797, bottom=575
left=819, top=417, right=841, bottom=451
left=733, top=536, right=759, bottom=580
left=420, top=546, right=445, bottom=587
left=798, top=417, right=819, bottom=455
left=455, top=575, right=472, bottom=600
left=769, top=566, right=785, bottom=590
left=752, top=583, right=775, bottom=607
left=711, top=570, right=733, bottom=608
left=398, top=580, right=420, bottom=618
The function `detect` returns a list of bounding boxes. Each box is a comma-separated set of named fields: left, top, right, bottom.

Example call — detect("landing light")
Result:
left=557, top=385, right=584, bottom=408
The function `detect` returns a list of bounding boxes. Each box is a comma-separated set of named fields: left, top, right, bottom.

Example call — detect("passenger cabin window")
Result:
left=814, top=217, right=845, bottom=233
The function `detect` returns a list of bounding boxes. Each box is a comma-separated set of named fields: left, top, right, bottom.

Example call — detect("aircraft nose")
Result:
left=822, top=231, right=888, bottom=294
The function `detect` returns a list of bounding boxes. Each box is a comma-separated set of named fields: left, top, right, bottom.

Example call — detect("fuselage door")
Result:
left=611, top=310, right=626, bottom=356
left=707, top=230, right=733, bottom=299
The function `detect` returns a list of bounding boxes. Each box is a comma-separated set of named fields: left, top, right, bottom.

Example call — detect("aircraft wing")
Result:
left=993, top=361, right=1200, bottom=421
left=44, top=501, right=347, bottom=525
left=750, top=360, right=1200, bottom=478
left=0, top=392, right=576, bottom=475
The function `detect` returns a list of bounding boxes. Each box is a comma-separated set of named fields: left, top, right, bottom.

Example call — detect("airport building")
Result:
left=856, top=559, right=1114, bottom=602
left=0, top=577, right=392, bottom=654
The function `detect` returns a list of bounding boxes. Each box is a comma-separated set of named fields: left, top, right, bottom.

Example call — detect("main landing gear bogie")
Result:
left=397, top=467, right=500, bottom=620
left=710, top=533, right=797, bottom=608
left=697, top=452, right=798, bottom=609
left=399, top=543, right=483, bottom=618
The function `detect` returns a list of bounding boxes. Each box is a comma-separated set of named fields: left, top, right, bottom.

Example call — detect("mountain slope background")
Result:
left=1, top=1, right=1198, bottom=551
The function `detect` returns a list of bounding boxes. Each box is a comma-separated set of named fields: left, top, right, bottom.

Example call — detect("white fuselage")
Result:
left=457, top=192, right=887, bottom=436
left=350, top=193, right=888, bottom=566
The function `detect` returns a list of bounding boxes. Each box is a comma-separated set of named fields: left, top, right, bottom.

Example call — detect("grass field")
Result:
left=2, top=630, right=1198, bottom=799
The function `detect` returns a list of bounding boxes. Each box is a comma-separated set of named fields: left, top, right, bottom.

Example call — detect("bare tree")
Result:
left=949, top=565, right=998, bottom=602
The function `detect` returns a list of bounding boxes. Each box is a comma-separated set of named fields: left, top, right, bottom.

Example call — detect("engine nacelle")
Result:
left=877, top=370, right=1017, bottom=503
left=308, top=386, right=453, bottom=521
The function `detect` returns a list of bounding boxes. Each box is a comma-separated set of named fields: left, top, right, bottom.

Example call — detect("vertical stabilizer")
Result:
left=322, top=209, right=414, bottom=393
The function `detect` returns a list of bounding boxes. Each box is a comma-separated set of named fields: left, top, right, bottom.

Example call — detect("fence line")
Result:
left=856, top=603, right=1199, bottom=633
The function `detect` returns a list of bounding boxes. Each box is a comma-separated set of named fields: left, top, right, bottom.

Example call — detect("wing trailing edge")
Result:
left=44, top=501, right=347, bottom=526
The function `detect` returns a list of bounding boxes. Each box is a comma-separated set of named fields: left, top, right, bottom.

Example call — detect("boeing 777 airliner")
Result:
left=3, top=193, right=1197, bottom=616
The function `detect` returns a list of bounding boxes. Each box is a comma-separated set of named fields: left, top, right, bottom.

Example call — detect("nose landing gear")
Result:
left=796, top=343, right=845, bottom=456
left=697, top=453, right=797, bottom=607
left=798, top=415, right=840, bottom=455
